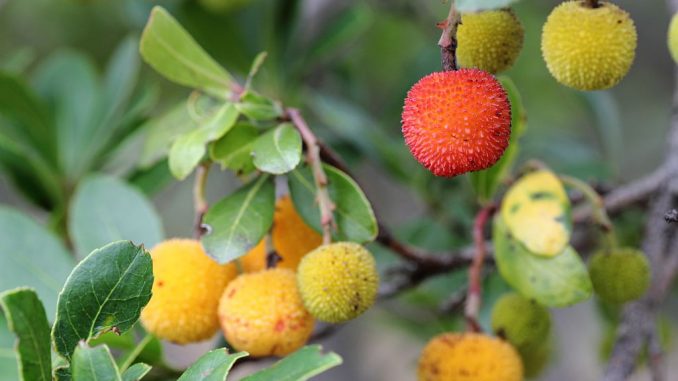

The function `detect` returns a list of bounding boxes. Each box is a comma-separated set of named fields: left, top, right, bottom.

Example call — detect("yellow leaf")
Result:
left=501, top=170, right=571, bottom=257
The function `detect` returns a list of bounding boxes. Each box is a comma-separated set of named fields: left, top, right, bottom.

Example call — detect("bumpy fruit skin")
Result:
left=668, top=13, right=678, bottom=63
left=541, top=1, right=637, bottom=90
left=491, top=293, right=551, bottom=353
left=402, top=69, right=511, bottom=177
left=272, top=196, right=323, bottom=270
left=218, top=269, right=314, bottom=357
left=457, top=10, right=524, bottom=73
left=589, top=248, right=650, bottom=304
left=418, top=333, right=523, bottom=381
left=141, top=239, right=237, bottom=344
left=296, top=242, right=379, bottom=323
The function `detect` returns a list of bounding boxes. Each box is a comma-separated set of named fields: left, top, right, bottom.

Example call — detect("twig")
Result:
left=437, top=0, right=461, bottom=71
left=664, top=209, right=678, bottom=223
left=193, top=162, right=210, bottom=239
left=287, top=108, right=336, bottom=244
left=465, top=204, right=496, bottom=332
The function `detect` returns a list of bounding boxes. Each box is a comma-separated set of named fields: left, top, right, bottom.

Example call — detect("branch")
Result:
left=193, top=162, right=210, bottom=238
left=437, top=0, right=461, bottom=71
left=465, top=204, right=496, bottom=332
left=287, top=108, right=336, bottom=244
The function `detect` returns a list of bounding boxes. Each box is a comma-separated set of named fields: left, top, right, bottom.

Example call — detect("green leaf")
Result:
left=242, top=345, right=342, bottom=381
left=493, top=216, right=592, bottom=307
left=500, top=170, right=571, bottom=257
left=201, top=175, right=275, bottom=264
left=0, top=288, right=52, bottom=381
left=52, top=241, right=153, bottom=360
left=140, top=6, right=234, bottom=96
left=235, top=91, right=283, bottom=121
left=0, top=207, right=74, bottom=318
left=0, top=315, right=19, bottom=381
left=69, top=174, right=165, bottom=259
left=251, top=123, right=302, bottom=174
left=469, top=76, right=526, bottom=202
left=456, top=0, right=521, bottom=12
left=140, top=103, right=195, bottom=168
left=177, top=349, right=247, bottom=381
left=209, top=123, right=258, bottom=173
left=245, top=52, right=268, bottom=89
left=121, top=363, right=151, bottom=381
left=168, top=103, right=239, bottom=180
left=289, top=164, right=377, bottom=243
left=33, top=50, right=101, bottom=179
left=71, top=343, right=121, bottom=381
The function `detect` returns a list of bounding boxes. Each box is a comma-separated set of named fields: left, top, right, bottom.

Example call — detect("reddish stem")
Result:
left=193, top=162, right=210, bottom=239
left=465, top=203, right=497, bottom=332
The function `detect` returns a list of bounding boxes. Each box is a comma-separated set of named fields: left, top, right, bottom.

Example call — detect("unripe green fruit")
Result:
left=457, top=9, right=524, bottom=73
left=541, top=0, right=636, bottom=90
left=668, top=13, right=678, bottom=63
left=296, top=242, right=379, bottom=323
left=491, top=293, right=551, bottom=353
left=588, top=248, right=650, bottom=304
left=521, top=338, right=552, bottom=379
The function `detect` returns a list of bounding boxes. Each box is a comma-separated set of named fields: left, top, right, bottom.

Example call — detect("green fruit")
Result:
left=521, top=337, right=552, bottom=379
left=491, top=293, right=551, bottom=353
left=668, top=13, right=678, bottom=63
left=457, top=9, right=524, bottom=73
left=588, top=248, right=650, bottom=304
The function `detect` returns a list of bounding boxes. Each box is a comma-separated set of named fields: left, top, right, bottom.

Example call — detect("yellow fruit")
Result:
left=237, top=196, right=322, bottom=273
left=218, top=268, right=314, bottom=357
left=668, top=13, right=678, bottom=63
left=457, top=9, right=524, bottom=73
left=141, top=239, right=237, bottom=344
left=491, top=293, right=551, bottom=353
left=296, top=242, right=379, bottom=323
left=588, top=248, right=650, bottom=303
left=273, top=196, right=323, bottom=270
left=418, top=332, right=523, bottom=381
left=541, top=1, right=637, bottom=90
left=239, top=239, right=266, bottom=272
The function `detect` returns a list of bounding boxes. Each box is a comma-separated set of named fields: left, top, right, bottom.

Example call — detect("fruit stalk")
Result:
left=585, top=0, right=600, bottom=8
left=465, top=203, right=497, bottom=332
left=193, top=162, right=211, bottom=238
left=438, top=0, right=461, bottom=71
left=287, top=108, right=336, bottom=244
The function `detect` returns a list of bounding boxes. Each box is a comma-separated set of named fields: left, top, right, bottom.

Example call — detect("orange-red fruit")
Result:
left=401, top=69, right=511, bottom=177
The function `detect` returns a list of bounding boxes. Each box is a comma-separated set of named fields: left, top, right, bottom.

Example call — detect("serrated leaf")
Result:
left=71, top=343, right=121, bottom=381
left=69, top=174, right=164, bottom=259
left=177, top=349, right=247, bottom=381
left=289, top=164, right=377, bottom=243
left=0, top=288, right=52, bottom=381
left=235, top=91, right=282, bottom=121
left=201, top=176, right=275, bottom=263
left=168, top=103, right=239, bottom=180
left=121, top=363, right=151, bottom=381
left=52, top=241, right=153, bottom=360
left=456, top=0, right=521, bottom=12
left=0, top=207, right=74, bottom=318
left=469, top=76, right=526, bottom=202
left=209, top=123, right=258, bottom=173
left=140, top=6, right=234, bottom=96
left=500, top=170, right=571, bottom=257
left=493, top=216, right=592, bottom=307
left=252, top=123, right=302, bottom=174
left=242, top=345, right=342, bottom=381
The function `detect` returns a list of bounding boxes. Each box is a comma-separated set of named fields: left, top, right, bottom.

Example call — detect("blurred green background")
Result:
left=0, top=0, right=676, bottom=380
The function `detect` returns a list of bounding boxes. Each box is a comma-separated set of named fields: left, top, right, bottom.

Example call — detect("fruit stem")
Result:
left=560, top=175, right=618, bottom=249
left=438, top=0, right=461, bottom=71
left=287, top=108, right=336, bottom=244
left=585, top=0, right=600, bottom=8
left=465, top=203, right=497, bottom=332
left=193, top=162, right=211, bottom=239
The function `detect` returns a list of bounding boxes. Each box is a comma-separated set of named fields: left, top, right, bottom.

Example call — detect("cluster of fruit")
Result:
left=139, top=196, right=379, bottom=357
left=402, top=0, right=643, bottom=178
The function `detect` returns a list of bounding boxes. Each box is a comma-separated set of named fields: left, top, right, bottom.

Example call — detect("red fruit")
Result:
left=401, top=69, right=511, bottom=177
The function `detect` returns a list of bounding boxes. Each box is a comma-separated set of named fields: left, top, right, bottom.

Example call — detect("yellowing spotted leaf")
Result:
left=501, top=170, right=571, bottom=257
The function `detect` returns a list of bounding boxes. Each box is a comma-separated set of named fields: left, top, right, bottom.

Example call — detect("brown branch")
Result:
left=287, top=108, right=336, bottom=244
left=437, top=0, right=461, bottom=71
left=193, top=162, right=210, bottom=238
left=465, top=204, right=496, bottom=332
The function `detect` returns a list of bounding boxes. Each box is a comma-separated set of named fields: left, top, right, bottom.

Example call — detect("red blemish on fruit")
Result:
left=274, top=319, right=285, bottom=332
left=401, top=69, right=511, bottom=177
